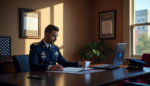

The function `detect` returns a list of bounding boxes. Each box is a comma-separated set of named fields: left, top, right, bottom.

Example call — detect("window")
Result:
left=124, top=0, right=150, bottom=58
left=138, top=16, right=140, bottom=23
left=142, top=16, right=145, bottom=23
left=138, top=27, right=140, bottom=30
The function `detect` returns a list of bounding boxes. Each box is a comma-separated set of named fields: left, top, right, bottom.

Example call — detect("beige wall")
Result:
left=0, top=0, right=92, bottom=62
left=0, top=0, right=124, bottom=63
left=92, top=0, right=124, bottom=64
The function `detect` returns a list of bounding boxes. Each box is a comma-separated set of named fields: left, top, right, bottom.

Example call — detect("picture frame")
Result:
left=20, top=8, right=41, bottom=39
left=99, top=10, right=116, bottom=39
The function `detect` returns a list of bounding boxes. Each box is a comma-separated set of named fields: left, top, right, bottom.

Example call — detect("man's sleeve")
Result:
left=56, top=48, right=79, bottom=67
left=29, top=44, right=49, bottom=71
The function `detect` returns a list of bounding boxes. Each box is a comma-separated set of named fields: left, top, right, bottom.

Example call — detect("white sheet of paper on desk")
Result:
left=46, top=67, right=93, bottom=72
left=46, top=61, right=104, bottom=74
left=62, top=61, right=91, bottom=71
left=46, top=67, right=105, bottom=74
left=47, top=61, right=91, bottom=72
left=85, top=61, right=90, bottom=68
left=63, top=67, right=93, bottom=72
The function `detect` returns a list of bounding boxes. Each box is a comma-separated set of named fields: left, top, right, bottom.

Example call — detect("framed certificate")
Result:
left=99, top=10, right=116, bottom=39
left=20, top=8, right=41, bottom=39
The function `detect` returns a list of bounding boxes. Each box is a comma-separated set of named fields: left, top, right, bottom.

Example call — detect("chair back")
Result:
left=140, top=53, right=150, bottom=79
left=12, top=55, right=30, bottom=73
left=141, top=53, right=150, bottom=67
left=117, top=53, right=150, bottom=86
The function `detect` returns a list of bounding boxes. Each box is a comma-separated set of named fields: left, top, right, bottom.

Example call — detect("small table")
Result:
left=0, top=59, right=15, bottom=74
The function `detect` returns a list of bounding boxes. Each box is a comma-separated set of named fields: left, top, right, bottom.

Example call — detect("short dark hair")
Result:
left=45, top=25, right=59, bottom=34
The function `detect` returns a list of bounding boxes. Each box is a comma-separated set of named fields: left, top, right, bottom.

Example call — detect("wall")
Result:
left=0, top=0, right=125, bottom=64
left=0, top=0, right=92, bottom=62
left=92, top=0, right=124, bottom=64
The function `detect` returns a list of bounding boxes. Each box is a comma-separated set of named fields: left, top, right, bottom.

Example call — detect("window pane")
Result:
left=135, top=0, right=150, bottom=24
left=133, top=25, right=150, bottom=55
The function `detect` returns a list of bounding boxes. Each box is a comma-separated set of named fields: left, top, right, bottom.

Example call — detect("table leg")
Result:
left=129, top=78, right=137, bottom=82
left=148, top=78, right=150, bottom=85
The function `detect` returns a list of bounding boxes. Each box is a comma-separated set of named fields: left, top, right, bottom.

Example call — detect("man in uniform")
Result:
left=29, top=25, right=87, bottom=71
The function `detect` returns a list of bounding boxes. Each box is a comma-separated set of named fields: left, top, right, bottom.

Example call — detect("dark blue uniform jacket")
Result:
left=29, top=40, right=78, bottom=71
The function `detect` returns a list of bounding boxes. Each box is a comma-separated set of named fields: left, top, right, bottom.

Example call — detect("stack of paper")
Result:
left=46, top=67, right=105, bottom=74
left=46, top=61, right=105, bottom=74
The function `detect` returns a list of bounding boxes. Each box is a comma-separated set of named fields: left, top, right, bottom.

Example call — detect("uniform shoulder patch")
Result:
left=33, top=42, right=41, bottom=46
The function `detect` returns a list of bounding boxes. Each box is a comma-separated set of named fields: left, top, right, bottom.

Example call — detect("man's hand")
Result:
left=79, top=61, right=92, bottom=67
left=49, top=64, right=63, bottom=71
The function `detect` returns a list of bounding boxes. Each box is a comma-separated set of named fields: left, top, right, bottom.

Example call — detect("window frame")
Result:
left=124, top=0, right=150, bottom=59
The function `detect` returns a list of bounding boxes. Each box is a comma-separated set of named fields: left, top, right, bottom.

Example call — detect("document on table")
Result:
left=46, top=61, right=105, bottom=74
left=63, top=67, right=93, bottom=72
left=46, top=67, right=105, bottom=74
left=47, top=61, right=91, bottom=72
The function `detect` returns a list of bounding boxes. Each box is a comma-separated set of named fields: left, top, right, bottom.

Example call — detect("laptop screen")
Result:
left=112, top=43, right=127, bottom=68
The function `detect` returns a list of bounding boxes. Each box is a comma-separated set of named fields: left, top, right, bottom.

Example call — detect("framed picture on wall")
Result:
left=99, top=10, right=116, bottom=39
left=20, top=8, right=41, bottom=39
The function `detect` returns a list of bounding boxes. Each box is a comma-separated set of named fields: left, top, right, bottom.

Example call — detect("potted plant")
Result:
left=78, top=39, right=113, bottom=63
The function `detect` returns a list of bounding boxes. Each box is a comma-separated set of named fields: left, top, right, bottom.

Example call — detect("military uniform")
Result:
left=29, top=40, right=79, bottom=71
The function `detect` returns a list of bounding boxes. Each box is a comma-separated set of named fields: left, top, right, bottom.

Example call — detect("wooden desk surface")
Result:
left=0, top=66, right=150, bottom=86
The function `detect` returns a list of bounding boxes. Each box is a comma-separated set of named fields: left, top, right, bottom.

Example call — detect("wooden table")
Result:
left=0, top=66, right=150, bottom=86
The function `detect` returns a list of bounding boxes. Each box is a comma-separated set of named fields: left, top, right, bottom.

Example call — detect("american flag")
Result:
left=0, top=36, right=11, bottom=58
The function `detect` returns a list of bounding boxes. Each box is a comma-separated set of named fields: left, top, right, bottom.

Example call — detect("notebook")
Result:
left=93, top=43, right=127, bottom=69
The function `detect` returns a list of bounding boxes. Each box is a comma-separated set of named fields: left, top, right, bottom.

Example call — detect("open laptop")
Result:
left=93, top=43, right=127, bottom=69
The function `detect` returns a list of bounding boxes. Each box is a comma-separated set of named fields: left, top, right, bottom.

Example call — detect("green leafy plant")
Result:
left=78, top=39, right=113, bottom=63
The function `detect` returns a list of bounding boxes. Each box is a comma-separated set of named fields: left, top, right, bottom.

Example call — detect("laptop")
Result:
left=93, top=43, right=127, bottom=69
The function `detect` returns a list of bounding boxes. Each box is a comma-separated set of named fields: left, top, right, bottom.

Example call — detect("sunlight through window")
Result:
left=54, top=3, right=64, bottom=55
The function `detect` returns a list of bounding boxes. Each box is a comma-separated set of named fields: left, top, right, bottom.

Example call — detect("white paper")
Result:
left=45, top=61, right=105, bottom=74
left=46, top=67, right=93, bottom=72
left=46, top=67, right=105, bottom=74
left=85, top=61, right=90, bottom=68
left=63, top=67, right=93, bottom=72
left=102, top=20, right=112, bottom=34
left=23, top=13, right=38, bottom=30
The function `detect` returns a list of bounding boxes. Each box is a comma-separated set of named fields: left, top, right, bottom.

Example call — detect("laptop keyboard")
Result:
left=94, top=64, right=112, bottom=68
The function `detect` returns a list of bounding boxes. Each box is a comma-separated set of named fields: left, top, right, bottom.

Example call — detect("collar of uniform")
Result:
left=43, top=39, right=51, bottom=48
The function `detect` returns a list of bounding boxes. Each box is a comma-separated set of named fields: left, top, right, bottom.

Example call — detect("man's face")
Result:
left=47, top=30, right=58, bottom=44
